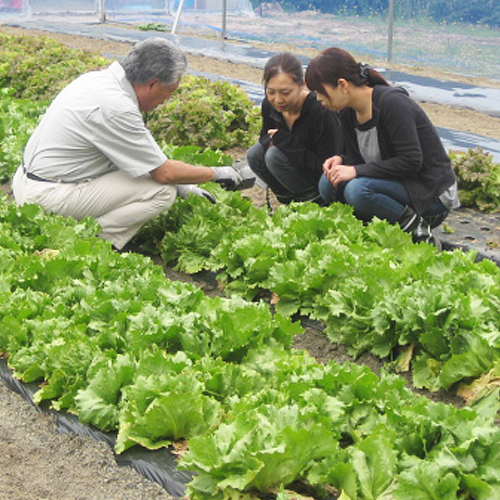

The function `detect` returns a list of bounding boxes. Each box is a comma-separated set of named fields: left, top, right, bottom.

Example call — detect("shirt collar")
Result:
left=108, top=61, right=139, bottom=108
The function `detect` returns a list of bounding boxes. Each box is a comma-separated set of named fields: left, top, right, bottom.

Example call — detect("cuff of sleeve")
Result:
left=353, top=164, right=367, bottom=177
left=259, top=135, right=272, bottom=149
left=270, top=129, right=289, bottom=146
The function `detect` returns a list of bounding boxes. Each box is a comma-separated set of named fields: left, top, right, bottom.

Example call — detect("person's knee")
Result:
left=160, top=183, right=177, bottom=201
left=343, top=178, right=371, bottom=209
left=264, top=147, right=288, bottom=177
left=153, top=184, right=177, bottom=212
left=318, top=174, right=337, bottom=205
left=246, top=143, right=265, bottom=171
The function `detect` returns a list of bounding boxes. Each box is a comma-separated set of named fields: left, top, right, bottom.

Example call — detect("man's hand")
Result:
left=176, top=184, right=216, bottom=203
left=211, top=166, right=244, bottom=191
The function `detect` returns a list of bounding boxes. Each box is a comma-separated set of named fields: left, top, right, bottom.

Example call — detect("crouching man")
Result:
left=12, top=37, right=242, bottom=250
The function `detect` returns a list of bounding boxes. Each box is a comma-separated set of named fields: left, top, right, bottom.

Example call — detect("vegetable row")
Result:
left=140, top=187, right=500, bottom=400
left=1, top=199, right=500, bottom=499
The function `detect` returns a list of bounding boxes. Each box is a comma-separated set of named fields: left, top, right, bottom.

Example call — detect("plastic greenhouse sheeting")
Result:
left=21, top=0, right=253, bottom=16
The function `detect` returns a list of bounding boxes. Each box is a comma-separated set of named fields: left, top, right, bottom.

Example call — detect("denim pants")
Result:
left=318, top=173, right=449, bottom=227
left=247, top=143, right=319, bottom=201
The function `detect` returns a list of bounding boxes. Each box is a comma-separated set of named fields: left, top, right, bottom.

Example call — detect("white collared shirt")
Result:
left=23, top=61, right=167, bottom=182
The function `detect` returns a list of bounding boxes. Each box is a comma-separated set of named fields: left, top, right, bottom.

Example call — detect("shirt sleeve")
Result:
left=90, top=107, right=167, bottom=178
left=271, top=107, right=342, bottom=176
left=258, top=99, right=275, bottom=149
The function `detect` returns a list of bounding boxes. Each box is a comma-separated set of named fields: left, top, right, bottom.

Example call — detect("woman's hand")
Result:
left=327, top=164, right=357, bottom=187
left=323, top=155, right=343, bottom=175
left=267, top=129, right=278, bottom=139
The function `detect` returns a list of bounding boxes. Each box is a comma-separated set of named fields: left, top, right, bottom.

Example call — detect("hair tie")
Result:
left=358, top=62, right=370, bottom=81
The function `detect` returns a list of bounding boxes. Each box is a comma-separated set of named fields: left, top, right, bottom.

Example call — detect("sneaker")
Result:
left=412, top=218, right=441, bottom=249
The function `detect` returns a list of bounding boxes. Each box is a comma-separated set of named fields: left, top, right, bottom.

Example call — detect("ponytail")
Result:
left=359, top=62, right=389, bottom=87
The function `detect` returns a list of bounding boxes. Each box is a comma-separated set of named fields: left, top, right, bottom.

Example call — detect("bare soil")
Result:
left=0, top=380, right=173, bottom=500
left=0, top=20, right=494, bottom=500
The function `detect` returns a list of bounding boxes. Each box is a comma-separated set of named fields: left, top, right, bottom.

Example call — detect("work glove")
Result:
left=176, top=184, right=216, bottom=204
left=211, top=166, right=244, bottom=191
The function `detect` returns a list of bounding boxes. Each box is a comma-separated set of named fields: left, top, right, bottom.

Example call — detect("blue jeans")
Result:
left=318, top=174, right=449, bottom=227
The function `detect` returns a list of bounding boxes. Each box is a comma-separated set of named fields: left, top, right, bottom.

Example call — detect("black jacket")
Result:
left=341, top=85, right=456, bottom=214
left=259, top=92, right=342, bottom=184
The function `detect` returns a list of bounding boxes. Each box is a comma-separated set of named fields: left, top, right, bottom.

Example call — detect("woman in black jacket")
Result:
left=305, top=47, right=459, bottom=245
left=247, top=52, right=342, bottom=204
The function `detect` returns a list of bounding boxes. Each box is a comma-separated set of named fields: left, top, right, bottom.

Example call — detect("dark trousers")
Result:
left=246, top=143, right=320, bottom=203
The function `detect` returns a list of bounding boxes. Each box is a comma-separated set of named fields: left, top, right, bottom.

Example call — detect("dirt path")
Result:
left=0, top=380, right=173, bottom=500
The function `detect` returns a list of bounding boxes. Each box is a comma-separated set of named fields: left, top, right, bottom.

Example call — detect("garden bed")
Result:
left=1, top=22, right=500, bottom=500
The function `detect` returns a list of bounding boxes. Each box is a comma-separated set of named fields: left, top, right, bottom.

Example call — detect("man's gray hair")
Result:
left=122, top=38, right=187, bottom=85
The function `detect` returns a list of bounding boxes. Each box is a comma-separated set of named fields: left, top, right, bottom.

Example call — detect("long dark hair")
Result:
left=305, top=47, right=389, bottom=95
left=263, top=52, right=304, bottom=88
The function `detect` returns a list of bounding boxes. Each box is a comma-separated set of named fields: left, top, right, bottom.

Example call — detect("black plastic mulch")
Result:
left=437, top=208, right=500, bottom=266
left=0, top=357, right=194, bottom=497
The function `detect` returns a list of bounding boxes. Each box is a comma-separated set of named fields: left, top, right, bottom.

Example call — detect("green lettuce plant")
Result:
left=1, top=199, right=500, bottom=499
left=451, top=148, right=500, bottom=212
left=146, top=74, right=260, bottom=150
left=0, top=33, right=109, bottom=101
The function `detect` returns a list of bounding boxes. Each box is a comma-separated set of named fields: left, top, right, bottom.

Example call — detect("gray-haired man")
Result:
left=12, top=38, right=242, bottom=250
